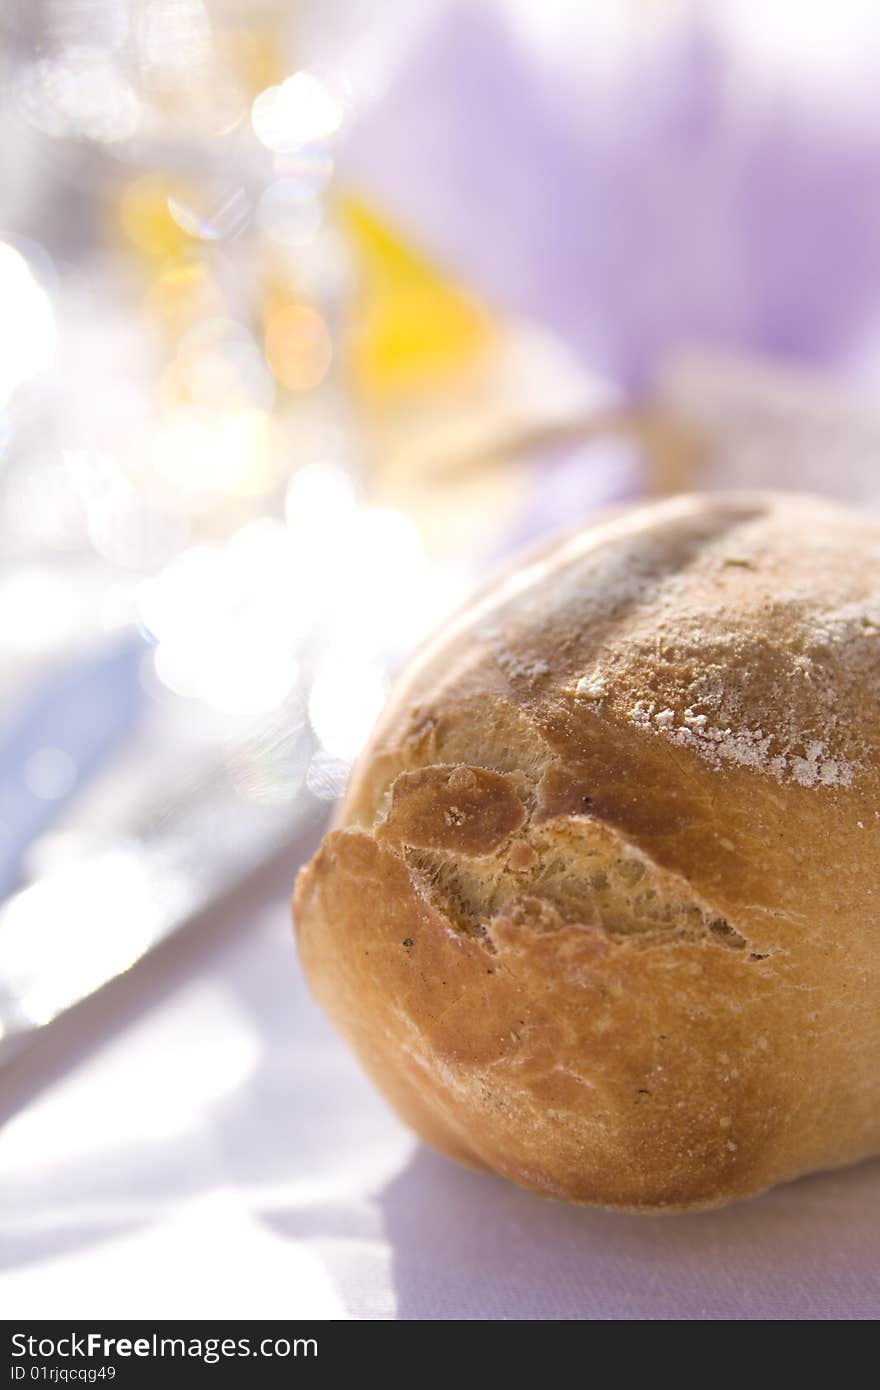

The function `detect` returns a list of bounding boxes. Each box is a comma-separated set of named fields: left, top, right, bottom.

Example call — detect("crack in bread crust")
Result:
left=391, top=765, right=751, bottom=954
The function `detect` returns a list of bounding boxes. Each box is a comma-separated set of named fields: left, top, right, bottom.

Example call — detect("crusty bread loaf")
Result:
left=294, top=492, right=880, bottom=1211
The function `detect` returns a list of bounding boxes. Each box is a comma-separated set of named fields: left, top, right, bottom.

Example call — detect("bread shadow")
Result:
left=374, top=1145, right=880, bottom=1319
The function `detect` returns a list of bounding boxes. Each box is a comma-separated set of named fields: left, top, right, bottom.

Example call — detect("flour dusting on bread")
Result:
left=627, top=696, right=855, bottom=788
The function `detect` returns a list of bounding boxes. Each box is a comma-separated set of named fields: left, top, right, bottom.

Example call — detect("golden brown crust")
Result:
left=294, top=492, right=880, bottom=1210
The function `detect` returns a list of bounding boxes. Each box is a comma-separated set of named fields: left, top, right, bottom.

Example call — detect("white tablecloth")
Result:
left=2, top=853, right=878, bottom=1321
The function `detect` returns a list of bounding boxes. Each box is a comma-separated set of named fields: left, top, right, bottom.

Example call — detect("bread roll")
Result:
left=294, top=492, right=880, bottom=1211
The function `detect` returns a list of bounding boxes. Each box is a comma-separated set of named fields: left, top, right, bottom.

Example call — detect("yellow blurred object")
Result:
left=119, top=176, right=190, bottom=260
left=339, top=197, right=496, bottom=399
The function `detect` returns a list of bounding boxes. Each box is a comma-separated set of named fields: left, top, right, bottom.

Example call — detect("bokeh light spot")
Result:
left=265, top=304, right=332, bottom=392
left=308, top=654, right=387, bottom=762
left=16, top=46, right=142, bottom=143
left=120, top=176, right=190, bottom=259
left=167, top=185, right=251, bottom=242
left=251, top=71, right=342, bottom=153
left=23, top=749, right=78, bottom=802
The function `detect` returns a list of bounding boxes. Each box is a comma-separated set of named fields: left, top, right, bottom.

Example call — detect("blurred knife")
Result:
left=0, top=638, right=320, bottom=1066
